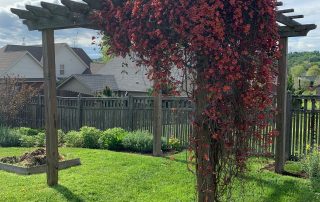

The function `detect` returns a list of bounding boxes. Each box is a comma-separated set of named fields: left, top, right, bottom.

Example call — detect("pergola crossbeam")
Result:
left=276, top=12, right=301, bottom=27
left=40, top=2, right=71, bottom=17
left=11, top=0, right=315, bottom=38
left=25, top=5, right=52, bottom=18
left=276, top=2, right=283, bottom=6
left=61, top=0, right=90, bottom=14
left=11, top=8, right=37, bottom=21
left=23, top=15, right=94, bottom=31
left=279, top=24, right=317, bottom=37
left=82, top=0, right=103, bottom=10
left=289, top=15, right=304, bottom=19
left=278, top=9, right=294, bottom=14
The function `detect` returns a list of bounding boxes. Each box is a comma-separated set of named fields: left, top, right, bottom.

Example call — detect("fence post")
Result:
left=311, top=98, right=316, bottom=151
left=77, top=94, right=82, bottom=130
left=128, top=95, right=134, bottom=131
left=285, top=92, right=292, bottom=160
left=36, top=94, right=41, bottom=128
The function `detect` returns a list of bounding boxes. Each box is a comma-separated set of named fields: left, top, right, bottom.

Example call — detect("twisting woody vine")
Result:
left=95, top=0, right=280, bottom=201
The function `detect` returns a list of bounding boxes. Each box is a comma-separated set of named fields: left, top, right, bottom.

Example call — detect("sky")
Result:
left=0, top=0, right=319, bottom=59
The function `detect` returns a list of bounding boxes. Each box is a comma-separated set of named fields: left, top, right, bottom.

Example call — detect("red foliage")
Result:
left=95, top=0, right=279, bottom=199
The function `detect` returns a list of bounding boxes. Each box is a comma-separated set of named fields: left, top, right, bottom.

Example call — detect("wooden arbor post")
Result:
left=42, top=29, right=59, bottom=186
left=275, top=37, right=288, bottom=174
left=153, top=79, right=163, bottom=157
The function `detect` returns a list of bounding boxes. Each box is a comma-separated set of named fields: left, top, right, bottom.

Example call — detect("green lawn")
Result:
left=0, top=148, right=319, bottom=202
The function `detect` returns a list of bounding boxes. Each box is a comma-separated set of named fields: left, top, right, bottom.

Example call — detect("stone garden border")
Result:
left=0, top=158, right=81, bottom=175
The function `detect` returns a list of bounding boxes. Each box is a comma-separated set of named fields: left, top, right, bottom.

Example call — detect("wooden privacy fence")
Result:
left=6, top=96, right=194, bottom=145
left=287, top=94, right=320, bottom=157
left=3, top=95, right=276, bottom=153
left=3, top=94, right=320, bottom=157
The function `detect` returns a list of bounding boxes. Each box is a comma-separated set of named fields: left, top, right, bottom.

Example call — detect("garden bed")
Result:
left=0, top=148, right=80, bottom=175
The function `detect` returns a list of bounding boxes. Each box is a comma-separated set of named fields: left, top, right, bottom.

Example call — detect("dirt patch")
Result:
left=0, top=148, right=64, bottom=167
left=262, top=163, right=308, bottom=179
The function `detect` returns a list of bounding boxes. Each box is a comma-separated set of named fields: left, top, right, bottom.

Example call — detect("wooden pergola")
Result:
left=11, top=0, right=316, bottom=186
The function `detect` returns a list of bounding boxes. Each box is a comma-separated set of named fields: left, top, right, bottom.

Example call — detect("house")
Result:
left=57, top=56, right=152, bottom=97
left=0, top=43, right=91, bottom=84
left=90, top=57, right=153, bottom=96
left=57, top=74, right=119, bottom=97
left=57, top=56, right=193, bottom=97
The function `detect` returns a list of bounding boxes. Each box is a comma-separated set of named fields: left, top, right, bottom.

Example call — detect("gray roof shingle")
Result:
left=60, top=74, right=119, bottom=93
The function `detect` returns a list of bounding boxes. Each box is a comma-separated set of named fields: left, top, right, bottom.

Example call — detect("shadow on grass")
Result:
left=163, top=156, right=189, bottom=164
left=53, top=184, right=84, bottom=202
left=242, top=175, right=316, bottom=202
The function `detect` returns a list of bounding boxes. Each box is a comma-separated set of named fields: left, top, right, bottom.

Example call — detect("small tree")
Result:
left=306, top=65, right=320, bottom=77
left=0, top=76, right=38, bottom=125
left=96, top=0, right=279, bottom=201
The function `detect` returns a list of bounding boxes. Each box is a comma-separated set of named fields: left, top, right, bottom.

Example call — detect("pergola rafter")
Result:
left=11, top=0, right=316, bottom=37
left=10, top=0, right=317, bottom=186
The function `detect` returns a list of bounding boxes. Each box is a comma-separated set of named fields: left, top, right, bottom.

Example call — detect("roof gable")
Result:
left=3, top=44, right=92, bottom=66
left=0, top=50, right=44, bottom=77
left=58, top=74, right=119, bottom=93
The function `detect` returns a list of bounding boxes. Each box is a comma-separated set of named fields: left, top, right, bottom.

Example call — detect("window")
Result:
left=60, top=64, right=65, bottom=75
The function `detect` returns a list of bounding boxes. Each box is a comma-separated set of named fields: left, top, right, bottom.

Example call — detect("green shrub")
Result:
left=168, top=137, right=183, bottom=152
left=35, top=132, right=46, bottom=147
left=123, top=130, right=167, bottom=153
left=58, top=129, right=66, bottom=146
left=80, top=126, right=102, bottom=149
left=0, top=126, right=21, bottom=147
left=99, top=128, right=128, bottom=150
left=17, top=127, right=40, bottom=136
left=19, top=135, right=36, bottom=147
left=302, top=145, right=320, bottom=191
left=19, top=132, right=45, bottom=147
left=65, top=130, right=84, bottom=148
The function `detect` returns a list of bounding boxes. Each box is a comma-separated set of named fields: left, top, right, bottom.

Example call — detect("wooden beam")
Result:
left=275, top=37, right=288, bottom=174
left=42, top=29, right=59, bottom=186
left=82, top=0, right=103, bottom=10
left=276, top=2, right=283, bottom=6
left=25, top=5, right=52, bottom=18
left=278, top=9, right=294, bottom=14
left=111, top=0, right=125, bottom=7
left=23, top=14, right=98, bottom=31
left=289, top=15, right=304, bottom=19
left=276, top=12, right=301, bottom=27
left=61, top=0, right=90, bottom=14
left=153, top=79, right=163, bottom=157
left=279, top=24, right=317, bottom=37
left=40, top=2, right=70, bottom=17
left=10, top=8, right=37, bottom=20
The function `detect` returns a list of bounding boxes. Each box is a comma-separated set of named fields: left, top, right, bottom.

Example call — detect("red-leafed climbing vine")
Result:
left=95, top=0, right=280, bottom=201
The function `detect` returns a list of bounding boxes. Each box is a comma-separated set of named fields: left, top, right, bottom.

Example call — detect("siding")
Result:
left=55, top=45, right=88, bottom=78
left=6, top=54, right=43, bottom=78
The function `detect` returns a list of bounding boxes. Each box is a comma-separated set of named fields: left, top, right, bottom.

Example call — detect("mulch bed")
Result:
left=0, top=148, right=64, bottom=167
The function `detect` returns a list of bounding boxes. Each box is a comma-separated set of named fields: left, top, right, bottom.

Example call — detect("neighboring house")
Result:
left=57, top=74, right=119, bottom=97
left=58, top=56, right=192, bottom=97
left=0, top=46, right=43, bottom=86
left=0, top=43, right=91, bottom=83
left=90, top=57, right=153, bottom=96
